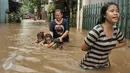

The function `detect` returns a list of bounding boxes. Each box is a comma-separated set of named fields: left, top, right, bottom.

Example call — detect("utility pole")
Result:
left=76, top=0, right=80, bottom=29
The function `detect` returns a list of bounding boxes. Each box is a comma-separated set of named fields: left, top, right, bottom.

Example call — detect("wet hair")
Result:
left=55, top=9, right=63, bottom=14
left=44, top=33, right=53, bottom=39
left=37, top=32, right=44, bottom=39
left=97, top=2, right=119, bottom=24
left=36, top=32, right=44, bottom=43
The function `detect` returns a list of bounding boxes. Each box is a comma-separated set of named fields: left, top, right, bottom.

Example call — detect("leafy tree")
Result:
left=20, top=0, right=48, bottom=13
left=48, top=2, right=56, bottom=12
left=20, top=0, right=37, bottom=13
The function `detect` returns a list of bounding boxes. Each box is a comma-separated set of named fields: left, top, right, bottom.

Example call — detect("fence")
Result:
left=0, top=12, right=1, bottom=22
left=82, top=0, right=130, bottom=39
left=70, top=10, right=77, bottom=27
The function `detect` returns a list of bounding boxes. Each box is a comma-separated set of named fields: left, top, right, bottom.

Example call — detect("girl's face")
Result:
left=105, top=5, right=119, bottom=24
left=37, top=37, right=43, bottom=43
left=55, top=11, right=63, bottom=21
left=45, top=37, right=52, bottom=44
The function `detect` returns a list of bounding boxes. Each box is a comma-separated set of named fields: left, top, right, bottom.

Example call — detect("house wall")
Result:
left=0, top=0, right=9, bottom=23
left=90, top=0, right=113, bottom=4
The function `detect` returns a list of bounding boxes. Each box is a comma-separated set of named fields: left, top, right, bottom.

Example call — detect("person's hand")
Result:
left=59, top=37, right=63, bottom=42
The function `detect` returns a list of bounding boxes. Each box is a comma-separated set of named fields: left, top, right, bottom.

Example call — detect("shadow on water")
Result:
left=0, top=19, right=130, bottom=73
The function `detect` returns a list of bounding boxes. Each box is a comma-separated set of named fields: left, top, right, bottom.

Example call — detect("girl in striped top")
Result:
left=80, top=2, right=127, bottom=69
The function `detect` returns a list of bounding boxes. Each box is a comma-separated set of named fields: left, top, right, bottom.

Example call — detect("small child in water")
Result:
left=35, top=30, right=44, bottom=44
left=43, top=33, right=53, bottom=44
left=43, top=33, right=63, bottom=49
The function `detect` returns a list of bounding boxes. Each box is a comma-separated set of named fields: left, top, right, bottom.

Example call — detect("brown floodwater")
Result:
left=0, top=19, right=130, bottom=73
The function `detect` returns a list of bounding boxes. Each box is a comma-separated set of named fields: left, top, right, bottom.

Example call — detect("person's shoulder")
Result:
left=63, top=18, right=67, bottom=21
left=87, top=24, right=101, bottom=37
left=113, top=25, right=121, bottom=33
left=51, top=20, right=55, bottom=23
left=113, top=25, right=118, bottom=30
left=88, top=24, right=102, bottom=35
left=63, top=18, right=68, bottom=22
left=51, top=20, right=56, bottom=24
left=93, top=24, right=102, bottom=31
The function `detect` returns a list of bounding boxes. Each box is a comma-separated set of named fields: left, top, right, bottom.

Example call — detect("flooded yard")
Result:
left=0, top=19, right=130, bottom=73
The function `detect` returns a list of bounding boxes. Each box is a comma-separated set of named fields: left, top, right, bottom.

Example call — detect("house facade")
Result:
left=0, top=0, right=9, bottom=23
left=0, top=0, right=22, bottom=23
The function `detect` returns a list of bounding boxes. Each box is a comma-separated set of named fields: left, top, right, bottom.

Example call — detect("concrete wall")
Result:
left=0, top=0, right=9, bottom=23
left=89, top=0, right=113, bottom=4
left=82, top=0, right=113, bottom=6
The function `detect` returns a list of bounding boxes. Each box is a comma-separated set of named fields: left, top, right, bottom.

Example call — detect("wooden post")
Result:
left=76, top=0, right=80, bottom=29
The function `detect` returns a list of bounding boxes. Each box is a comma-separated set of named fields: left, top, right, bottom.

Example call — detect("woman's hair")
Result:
left=55, top=9, right=63, bottom=14
left=97, top=2, right=119, bottom=24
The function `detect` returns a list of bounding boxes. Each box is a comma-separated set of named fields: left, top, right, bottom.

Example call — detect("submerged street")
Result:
left=0, top=19, right=130, bottom=73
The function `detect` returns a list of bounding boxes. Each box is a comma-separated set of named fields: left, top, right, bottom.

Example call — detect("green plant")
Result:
left=47, top=13, right=51, bottom=21
left=48, top=3, right=56, bottom=12
left=20, top=0, right=37, bottom=13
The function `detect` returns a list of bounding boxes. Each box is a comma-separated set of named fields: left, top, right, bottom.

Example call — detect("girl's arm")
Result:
left=114, top=39, right=127, bottom=49
left=81, top=41, right=89, bottom=51
left=81, top=29, right=99, bottom=51
left=115, top=28, right=127, bottom=49
left=47, top=42, right=55, bottom=48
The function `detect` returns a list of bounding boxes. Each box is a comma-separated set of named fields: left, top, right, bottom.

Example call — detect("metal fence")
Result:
left=0, top=12, right=1, bottom=22
left=82, top=0, right=130, bottom=39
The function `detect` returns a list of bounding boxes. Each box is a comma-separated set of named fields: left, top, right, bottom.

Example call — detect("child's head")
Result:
left=44, top=33, right=53, bottom=44
left=36, top=31, right=44, bottom=43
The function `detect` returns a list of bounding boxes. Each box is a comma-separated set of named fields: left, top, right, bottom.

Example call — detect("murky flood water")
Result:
left=0, top=19, right=130, bottom=73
